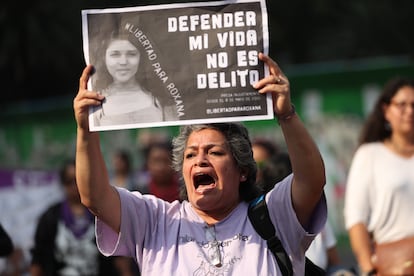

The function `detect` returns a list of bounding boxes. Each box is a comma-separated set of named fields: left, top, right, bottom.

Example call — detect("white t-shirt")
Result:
left=305, top=221, right=337, bottom=269
left=96, top=174, right=327, bottom=275
left=344, top=142, right=414, bottom=243
left=94, top=89, right=163, bottom=126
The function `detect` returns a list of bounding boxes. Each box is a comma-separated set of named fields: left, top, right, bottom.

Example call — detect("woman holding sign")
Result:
left=73, top=53, right=326, bottom=275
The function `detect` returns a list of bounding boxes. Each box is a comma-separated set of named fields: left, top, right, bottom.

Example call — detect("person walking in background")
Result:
left=136, top=140, right=180, bottom=202
left=109, top=150, right=141, bottom=276
left=110, top=149, right=137, bottom=191
left=254, top=148, right=291, bottom=193
left=344, top=77, right=414, bottom=276
left=256, top=150, right=352, bottom=275
left=305, top=221, right=345, bottom=275
left=30, top=159, right=118, bottom=276
left=0, top=223, right=16, bottom=276
left=73, top=52, right=327, bottom=274
left=251, top=138, right=279, bottom=185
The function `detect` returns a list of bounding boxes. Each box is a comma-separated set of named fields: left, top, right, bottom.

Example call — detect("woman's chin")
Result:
left=189, top=191, right=218, bottom=207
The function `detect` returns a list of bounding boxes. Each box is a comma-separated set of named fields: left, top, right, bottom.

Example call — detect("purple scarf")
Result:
left=60, top=200, right=94, bottom=239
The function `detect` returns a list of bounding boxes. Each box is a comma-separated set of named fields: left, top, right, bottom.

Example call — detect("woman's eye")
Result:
left=109, top=52, right=121, bottom=58
left=127, top=52, right=138, bottom=57
left=185, top=153, right=194, bottom=159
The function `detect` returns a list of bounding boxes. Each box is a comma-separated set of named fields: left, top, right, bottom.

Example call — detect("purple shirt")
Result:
left=96, top=174, right=326, bottom=275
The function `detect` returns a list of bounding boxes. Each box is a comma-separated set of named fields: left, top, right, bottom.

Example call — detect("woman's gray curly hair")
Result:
left=172, top=123, right=261, bottom=202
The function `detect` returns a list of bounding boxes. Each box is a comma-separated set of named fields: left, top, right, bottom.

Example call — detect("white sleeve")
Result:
left=323, top=221, right=337, bottom=249
left=344, top=145, right=373, bottom=229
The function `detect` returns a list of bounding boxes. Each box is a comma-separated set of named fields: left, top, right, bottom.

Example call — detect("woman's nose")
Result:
left=119, top=54, right=128, bottom=64
left=195, top=154, right=208, bottom=167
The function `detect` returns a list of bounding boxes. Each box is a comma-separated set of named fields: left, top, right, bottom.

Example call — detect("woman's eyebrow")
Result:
left=185, top=143, right=225, bottom=150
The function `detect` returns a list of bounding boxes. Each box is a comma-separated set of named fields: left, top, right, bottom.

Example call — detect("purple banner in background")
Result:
left=0, top=170, right=13, bottom=188
left=0, top=169, right=58, bottom=189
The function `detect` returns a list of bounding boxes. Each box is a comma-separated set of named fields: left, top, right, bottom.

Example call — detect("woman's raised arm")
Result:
left=73, top=65, right=121, bottom=232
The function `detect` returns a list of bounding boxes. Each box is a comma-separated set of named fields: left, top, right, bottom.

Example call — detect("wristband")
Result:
left=276, top=104, right=296, bottom=123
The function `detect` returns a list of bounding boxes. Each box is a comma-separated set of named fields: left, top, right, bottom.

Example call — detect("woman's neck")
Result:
left=193, top=200, right=240, bottom=226
left=68, top=200, right=87, bottom=217
left=386, top=135, right=414, bottom=157
left=111, top=80, right=141, bottom=91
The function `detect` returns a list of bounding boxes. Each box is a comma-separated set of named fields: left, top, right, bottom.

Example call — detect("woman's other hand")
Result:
left=254, top=53, right=292, bottom=116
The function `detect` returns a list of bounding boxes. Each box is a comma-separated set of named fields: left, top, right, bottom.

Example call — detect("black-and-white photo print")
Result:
left=82, top=0, right=271, bottom=131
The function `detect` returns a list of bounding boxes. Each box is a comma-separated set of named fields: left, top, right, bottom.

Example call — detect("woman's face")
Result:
left=105, top=39, right=140, bottom=84
left=252, top=144, right=270, bottom=183
left=147, top=147, right=175, bottom=185
left=62, top=164, right=81, bottom=204
left=384, top=85, right=414, bottom=136
left=182, top=128, right=243, bottom=219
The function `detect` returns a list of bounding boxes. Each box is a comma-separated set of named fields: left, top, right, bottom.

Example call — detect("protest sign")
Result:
left=82, top=0, right=271, bottom=131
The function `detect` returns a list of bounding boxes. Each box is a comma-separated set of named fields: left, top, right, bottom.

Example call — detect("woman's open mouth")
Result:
left=194, top=173, right=216, bottom=193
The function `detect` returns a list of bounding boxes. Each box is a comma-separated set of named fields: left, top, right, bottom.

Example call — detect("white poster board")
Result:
left=82, top=0, right=271, bottom=131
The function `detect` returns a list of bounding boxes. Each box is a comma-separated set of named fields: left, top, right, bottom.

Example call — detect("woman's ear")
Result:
left=240, top=168, right=249, bottom=182
left=383, top=102, right=391, bottom=122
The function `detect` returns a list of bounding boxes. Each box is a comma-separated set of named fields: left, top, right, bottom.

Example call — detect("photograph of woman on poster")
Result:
left=91, top=30, right=165, bottom=127
left=82, top=1, right=270, bottom=131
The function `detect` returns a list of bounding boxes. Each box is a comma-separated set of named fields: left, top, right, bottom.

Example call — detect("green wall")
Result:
left=1, top=57, right=413, bottom=169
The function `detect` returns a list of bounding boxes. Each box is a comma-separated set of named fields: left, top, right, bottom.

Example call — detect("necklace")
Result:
left=204, top=225, right=222, bottom=267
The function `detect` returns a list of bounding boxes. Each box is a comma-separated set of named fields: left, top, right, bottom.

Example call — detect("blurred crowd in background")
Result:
left=0, top=114, right=360, bottom=275
left=1, top=1, right=413, bottom=273
left=2, top=71, right=414, bottom=275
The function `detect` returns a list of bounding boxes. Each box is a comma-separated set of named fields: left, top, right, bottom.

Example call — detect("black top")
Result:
left=0, top=223, right=13, bottom=257
left=30, top=202, right=119, bottom=276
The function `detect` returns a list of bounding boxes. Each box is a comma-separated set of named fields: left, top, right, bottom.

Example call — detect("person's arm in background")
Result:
left=0, top=223, right=13, bottom=257
left=255, top=53, right=326, bottom=227
left=327, top=243, right=341, bottom=268
left=344, top=146, right=376, bottom=275
left=113, top=257, right=136, bottom=276
left=323, top=221, right=341, bottom=268
left=349, top=223, right=375, bottom=274
left=73, top=65, right=121, bottom=233
left=30, top=264, right=43, bottom=276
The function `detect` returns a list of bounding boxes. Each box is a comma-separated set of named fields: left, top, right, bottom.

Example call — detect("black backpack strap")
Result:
left=248, top=195, right=293, bottom=276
